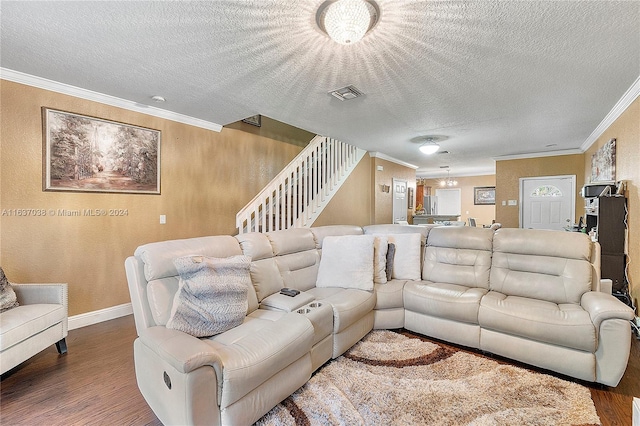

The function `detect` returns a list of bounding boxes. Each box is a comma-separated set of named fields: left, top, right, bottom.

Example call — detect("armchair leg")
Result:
left=55, top=338, right=68, bottom=355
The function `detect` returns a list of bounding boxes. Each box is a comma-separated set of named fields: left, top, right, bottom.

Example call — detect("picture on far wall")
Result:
left=590, top=138, right=616, bottom=183
left=474, top=186, right=495, bottom=205
left=42, top=108, right=161, bottom=194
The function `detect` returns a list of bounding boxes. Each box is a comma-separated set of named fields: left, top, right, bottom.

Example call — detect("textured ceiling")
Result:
left=1, top=1, right=639, bottom=177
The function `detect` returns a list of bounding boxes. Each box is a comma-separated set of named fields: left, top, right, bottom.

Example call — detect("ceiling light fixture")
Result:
left=151, top=95, right=166, bottom=103
left=419, top=142, right=440, bottom=155
left=317, top=0, right=379, bottom=45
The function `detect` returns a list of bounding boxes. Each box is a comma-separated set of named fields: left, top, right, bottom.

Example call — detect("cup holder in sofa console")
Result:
left=296, top=308, right=312, bottom=314
left=309, top=302, right=322, bottom=308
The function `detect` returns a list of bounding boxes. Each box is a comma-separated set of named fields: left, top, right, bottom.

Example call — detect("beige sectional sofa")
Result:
left=125, top=224, right=634, bottom=425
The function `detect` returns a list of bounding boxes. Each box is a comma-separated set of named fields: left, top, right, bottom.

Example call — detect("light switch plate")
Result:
left=508, top=200, right=517, bottom=206
left=160, top=214, right=166, bottom=224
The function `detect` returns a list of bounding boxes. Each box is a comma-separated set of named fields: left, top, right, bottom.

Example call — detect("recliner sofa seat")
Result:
left=125, top=224, right=634, bottom=425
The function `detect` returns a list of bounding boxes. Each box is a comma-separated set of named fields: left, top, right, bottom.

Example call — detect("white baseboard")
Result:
left=68, top=303, right=133, bottom=330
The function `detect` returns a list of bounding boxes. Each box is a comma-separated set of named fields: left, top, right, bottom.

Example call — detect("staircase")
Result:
left=236, top=135, right=366, bottom=234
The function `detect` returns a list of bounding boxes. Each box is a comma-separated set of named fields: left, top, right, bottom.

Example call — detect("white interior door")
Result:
left=392, top=178, right=407, bottom=223
left=520, top=175, right=576, bottom=230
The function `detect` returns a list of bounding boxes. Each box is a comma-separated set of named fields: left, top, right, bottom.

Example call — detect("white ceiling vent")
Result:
left=329, top=85, right=364, bottom=101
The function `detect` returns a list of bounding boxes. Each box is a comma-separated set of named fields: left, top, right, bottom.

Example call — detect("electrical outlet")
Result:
left=159, top=214, right=166, bottom=224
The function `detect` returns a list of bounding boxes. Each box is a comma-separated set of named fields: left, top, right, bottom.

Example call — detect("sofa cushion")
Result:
left=490, top=229, right=593, bottom=304
left=317, top=235, right=375, bottom=291
left=422, top=227, right=493, bottom=290
left=135, top=235, right=243, bottom=281
left=274, top=250, right=320, bottom=292
left=374, top=279, right=406, bottom=310
left=166, top=255, right=250, bottom=337
left=310, top=225, right=363, bottom=249
left=373, top=236, right=388, bottom=284
left=387, top=233, right=422, bottom=280
left=206, top=311, right=314, bottom=408
left=267, top=228, right=316, bottom=256
left=386, top=243, right=395, bottom=280
left=479, top=291, right=597, bottom=352
left=0, top=267, right=19, bottom=313
left=403, top=281, right=487, bottom=324
left=309, top=288, right=376, bottom=333
left=0, top=304, right=66, bottom=350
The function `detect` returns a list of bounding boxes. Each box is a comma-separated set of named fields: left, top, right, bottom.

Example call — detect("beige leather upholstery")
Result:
left=125, top=224, right=635, bottom=425
left=404, top=227, right=492, bottom=344
left=0, top=283, right=68, bottom=375
left=478, top=228, right=633, bottom=386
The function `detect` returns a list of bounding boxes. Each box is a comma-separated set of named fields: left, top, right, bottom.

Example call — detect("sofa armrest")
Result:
left=581, top=291, right=634, bottom=329
left=599, top=279, right=613, bottom=294
left=12, top=283, right=68, bottom=306
left=139, top=326, right=223, bottom=376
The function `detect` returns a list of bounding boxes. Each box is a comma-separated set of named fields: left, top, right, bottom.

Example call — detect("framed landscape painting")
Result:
left=43, top=108, right=161, bottom=194
left=474, top=186, right=495, bottom=205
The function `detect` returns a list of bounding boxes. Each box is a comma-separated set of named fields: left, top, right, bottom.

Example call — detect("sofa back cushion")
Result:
left=310, top=225, right=363, bottom=249
left=267, top=229, right=320, bottom=291
left=135, top=235, right=259, bottom=325
left=236, top=232, right=284, bottom=302
left=490, top=228, right=593, bottom=304
left=423, top=227, right=493, bottom=289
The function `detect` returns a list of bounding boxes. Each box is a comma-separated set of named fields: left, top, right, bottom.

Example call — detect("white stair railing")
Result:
left=236, top=135, right=366, bottom=234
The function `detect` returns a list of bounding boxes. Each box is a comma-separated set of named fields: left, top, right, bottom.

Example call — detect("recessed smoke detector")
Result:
left=329, top=85, right=364, bottom=101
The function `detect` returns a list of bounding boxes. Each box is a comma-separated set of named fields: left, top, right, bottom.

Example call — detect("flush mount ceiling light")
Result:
left=317, top=0, right=379, bottom=45
left=419, top=142, right=440, bottom=155
left=416, top=135, right=447, bottom=155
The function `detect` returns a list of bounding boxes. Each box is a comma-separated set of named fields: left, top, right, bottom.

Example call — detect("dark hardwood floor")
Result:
left=1, top=315, right=638, bottom=425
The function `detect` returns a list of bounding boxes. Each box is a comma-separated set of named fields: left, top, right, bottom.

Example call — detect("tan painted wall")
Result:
left=313, top=153, right=372, bottom=227
left=370, top=157, right=416, bottom=224
left=0, top=80, right=358, bottom=316
left=419, top=175, right=496, bottom=226
left=495, top=154, right=586, bottom=228
left=583, top=97, right=639, bottom=312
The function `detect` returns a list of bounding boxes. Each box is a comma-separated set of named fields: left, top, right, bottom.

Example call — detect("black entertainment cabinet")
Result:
left=584, top=194, right=627, bottom=292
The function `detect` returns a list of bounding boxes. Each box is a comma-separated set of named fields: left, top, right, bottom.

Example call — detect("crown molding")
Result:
left=369, top=151, right=418, bottom=169
left=580, top=75, right=640, bottom=152
left=0, top=68, right=223, bottom=132
left=493, top=148, right=583, bottom=162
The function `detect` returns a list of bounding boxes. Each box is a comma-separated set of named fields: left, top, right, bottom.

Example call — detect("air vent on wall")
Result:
left=329, top=85, right=364, bottom=101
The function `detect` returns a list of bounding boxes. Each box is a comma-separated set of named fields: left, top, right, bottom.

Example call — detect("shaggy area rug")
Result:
left=255, top=330, right=601, bottom=426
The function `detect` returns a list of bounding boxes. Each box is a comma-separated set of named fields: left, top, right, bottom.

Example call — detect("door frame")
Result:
left=518, top=175, right=576, bottom=229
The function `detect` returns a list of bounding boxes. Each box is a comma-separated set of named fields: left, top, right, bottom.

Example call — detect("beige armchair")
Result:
left=0, top=283, right=68, bottom=375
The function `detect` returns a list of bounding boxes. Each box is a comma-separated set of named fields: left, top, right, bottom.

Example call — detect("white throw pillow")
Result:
left=373, top=236, right=388, bottom=284
left=167, top=255, right=250, bottom=337
left=387, top=233, right=421, bottom=280
left=317, top=235, right=375, bottom=291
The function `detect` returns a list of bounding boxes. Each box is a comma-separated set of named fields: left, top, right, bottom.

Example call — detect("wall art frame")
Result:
left=474, top=186, right=495, bottom=205
left=590, top=138, right=616, bottom=183
left=42, top=108, right=161, bottom=194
